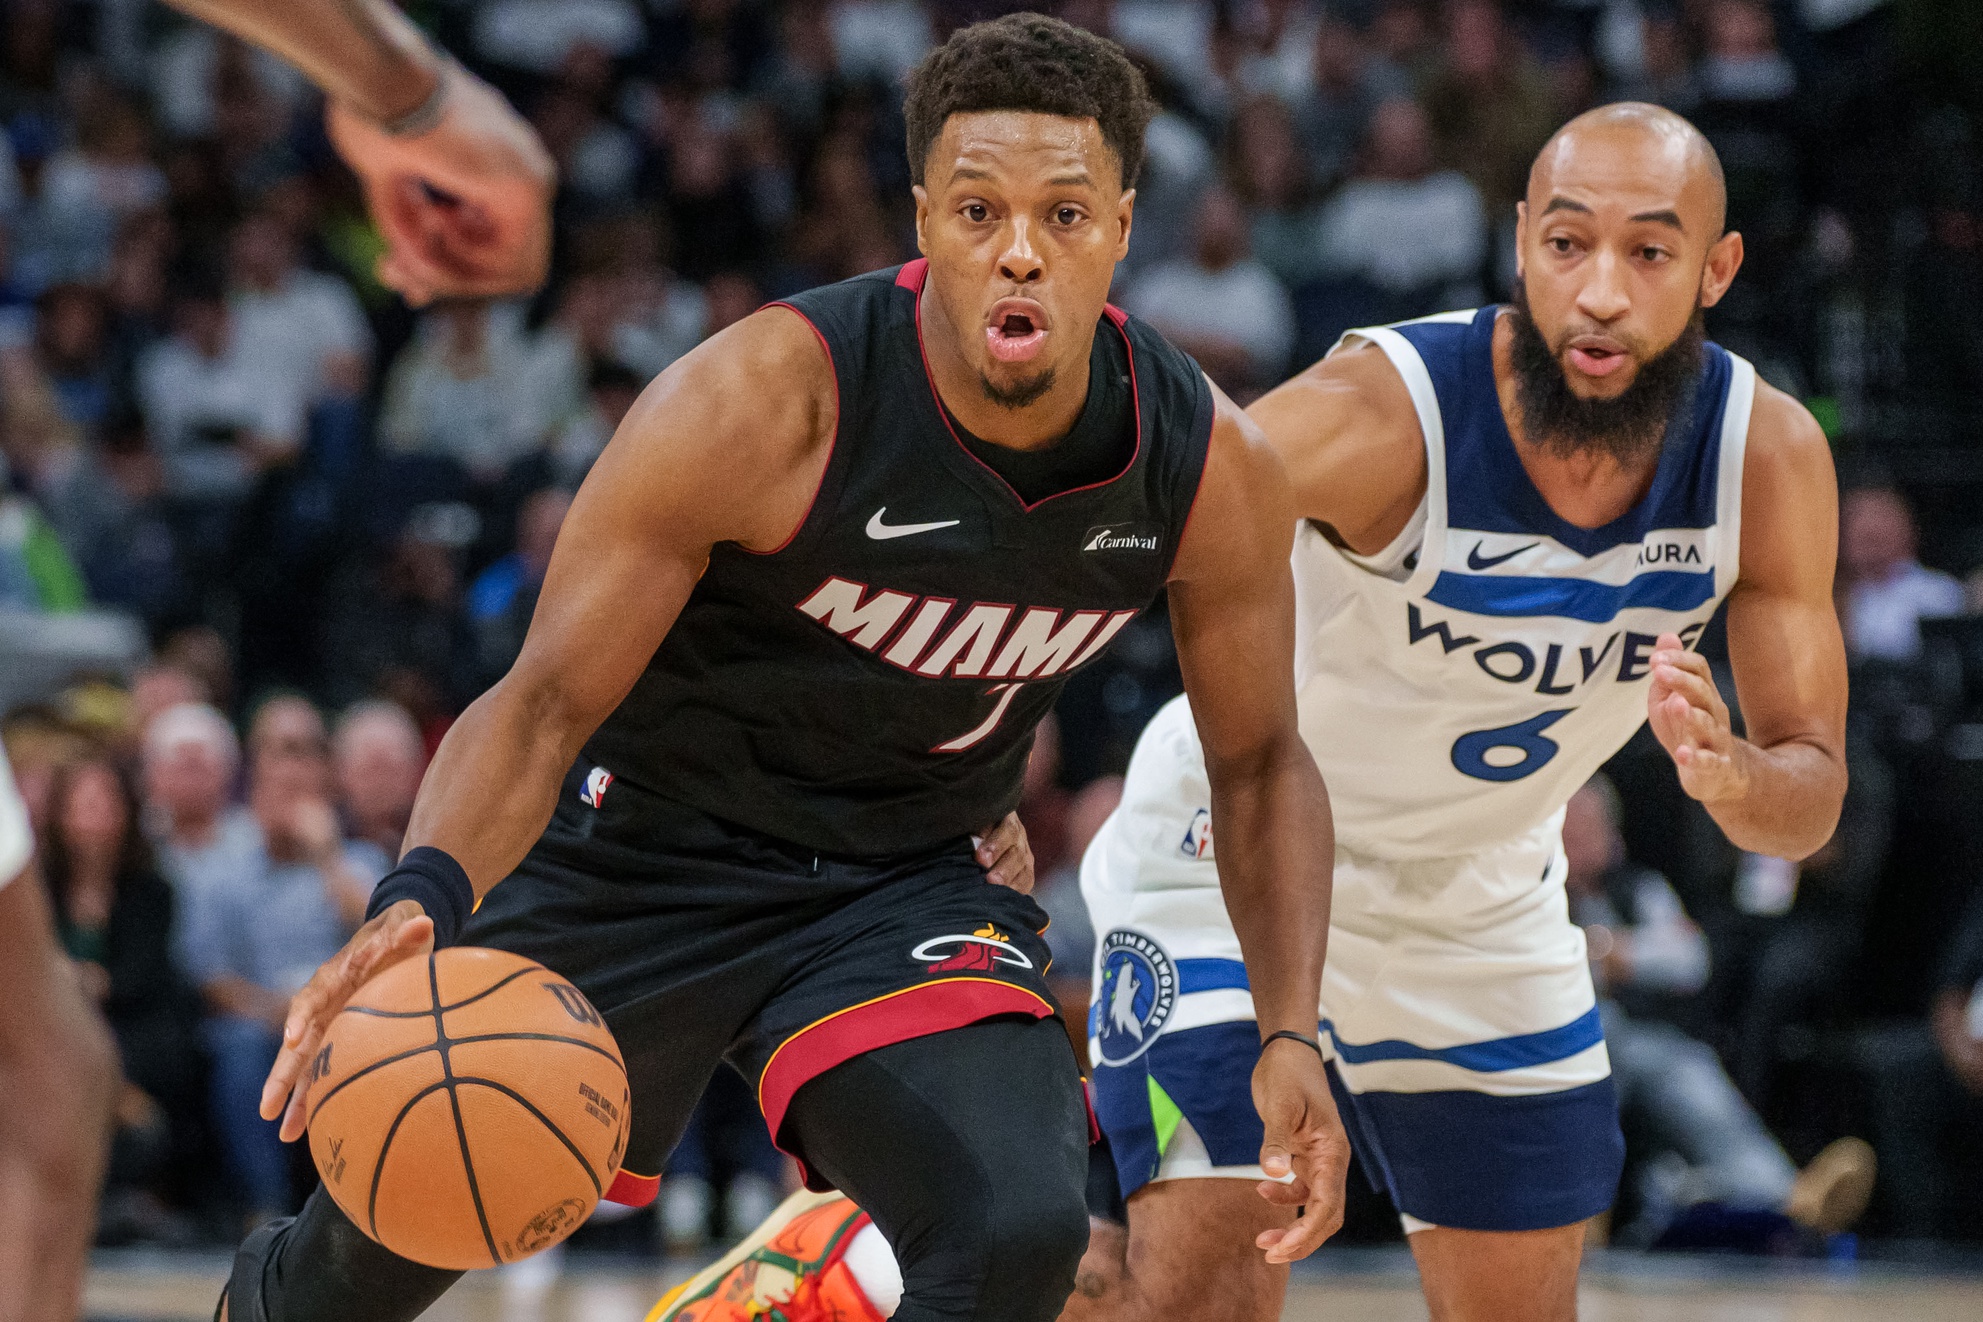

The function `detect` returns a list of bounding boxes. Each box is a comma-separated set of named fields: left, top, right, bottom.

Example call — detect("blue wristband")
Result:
left=365, top=846, right=474, bottom=948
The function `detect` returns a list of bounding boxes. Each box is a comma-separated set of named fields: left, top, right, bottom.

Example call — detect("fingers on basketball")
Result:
left=303, top=948, right=631, bottom=1270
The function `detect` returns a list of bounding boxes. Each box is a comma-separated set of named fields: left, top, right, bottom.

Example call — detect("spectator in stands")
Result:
left=469, top=486, right=571, bottom=691
left=1287, top=12, right=1409, bottom=192
left=176, top=721, right=385, bottom=1224
left=128, top=664, right=207, bottom=735
left=141, top=701, right=256, bottom=894
left=1418, top=0, right=1558, bottom=225
left=1838, top=484, right=1963, bottom=663
left=549, top=359, right=644, bottom=488
left=34, top=282, right=113, bottom=435
left=1565, top=778, right=1875, bottom=1243
left=379, top=300, right=542, bottom=485
left=137, top=264, right=305, bottom=509
left=1313, top=96, right=1486, bottom=311
left=225, top=210, right=371, bottom=407
left=1124, top=184, right=1295, bottom=397
left=319, top=509, right=479, bottom=717
left=1227, top=95, right=1325, bottom=290
left=331, top=700, right=424, bottom=859
left=245, top=693, right=328, bottom=777
left=40, top=754, right=204, bottom=1243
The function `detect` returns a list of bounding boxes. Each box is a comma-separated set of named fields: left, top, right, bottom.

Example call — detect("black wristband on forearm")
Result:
left=364, top=846, right=474, bottom=949
left=1261, top=1029, right=1326, bottom=1063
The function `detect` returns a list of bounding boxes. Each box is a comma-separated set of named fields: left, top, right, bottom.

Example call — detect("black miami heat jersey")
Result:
left=581, top=259, right=1214, bottom=857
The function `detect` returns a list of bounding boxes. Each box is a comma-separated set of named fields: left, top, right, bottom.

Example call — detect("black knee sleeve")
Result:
left=784, top=1016, right=1091, bottom=1322
left=224, top=1187, right=461, bottom=1322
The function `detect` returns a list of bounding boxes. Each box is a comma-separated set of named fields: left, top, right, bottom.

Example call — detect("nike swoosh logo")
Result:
left=1466, top=541, right=1539, bottom=571
left=866, top=508, right=961, bottom=540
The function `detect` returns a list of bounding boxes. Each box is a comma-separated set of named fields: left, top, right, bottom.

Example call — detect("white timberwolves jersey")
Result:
left=1297, top=307, right=1754, bottom=859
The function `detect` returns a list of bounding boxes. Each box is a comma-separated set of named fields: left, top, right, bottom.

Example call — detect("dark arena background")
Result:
left=4, top=0, right=1983, bottom=1316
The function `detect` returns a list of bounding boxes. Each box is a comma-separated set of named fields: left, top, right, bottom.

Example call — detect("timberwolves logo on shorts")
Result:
left=1095, top=930, right=1177, bottom=1066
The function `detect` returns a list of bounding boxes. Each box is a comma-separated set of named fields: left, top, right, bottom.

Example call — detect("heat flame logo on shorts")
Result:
left=911, top=924, right=1035, bottom=973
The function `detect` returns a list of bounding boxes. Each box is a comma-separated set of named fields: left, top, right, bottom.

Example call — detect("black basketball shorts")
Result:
left=459, top=762, right=1064, bottom=1207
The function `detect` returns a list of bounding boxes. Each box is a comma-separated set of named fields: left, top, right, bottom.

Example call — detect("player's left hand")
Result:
left=1251, top=1037, right=1351, bottom=1263
left=326, top=59, right=555, bottom=307
left=976, top=812, right=1034, bottom=893
left=1647, top=631, right=1749, bottom=804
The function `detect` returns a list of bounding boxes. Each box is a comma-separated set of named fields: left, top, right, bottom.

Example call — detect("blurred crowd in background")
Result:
left=2, top=0, right=1982, bottom=1259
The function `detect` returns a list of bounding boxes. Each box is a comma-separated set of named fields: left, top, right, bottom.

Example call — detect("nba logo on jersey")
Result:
left=1095, top=931, right=1178, bottom=1066
left=580, top=766, right=614, bottom=808
left=1178, top=808, right=1214, bottom=860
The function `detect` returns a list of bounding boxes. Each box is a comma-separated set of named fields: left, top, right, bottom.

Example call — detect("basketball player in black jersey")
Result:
left=223, top=17, right=1347, bottom=1322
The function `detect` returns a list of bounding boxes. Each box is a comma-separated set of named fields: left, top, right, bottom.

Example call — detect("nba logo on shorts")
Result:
left=580, top=766, right=614, bottom=808
left=1178, top=808, right=1213, bottom=860
left=1095, top=930, right=1177, bottom=1066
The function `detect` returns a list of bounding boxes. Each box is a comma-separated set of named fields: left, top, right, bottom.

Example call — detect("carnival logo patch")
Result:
left=1082, top=523, right=1162, bottom=554
left=1095, top=929, right=1178, bottom=1066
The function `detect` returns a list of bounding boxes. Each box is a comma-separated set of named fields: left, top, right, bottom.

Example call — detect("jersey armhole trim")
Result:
left=1336, top=325, right=1449, bottom=596
left=748, top=302, right=841, bottom=558
left=1715, top=353, right=1756, bottom=601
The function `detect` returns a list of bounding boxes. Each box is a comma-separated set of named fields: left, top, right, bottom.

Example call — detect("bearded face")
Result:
left=1506, top=277, right=1706, bottom=467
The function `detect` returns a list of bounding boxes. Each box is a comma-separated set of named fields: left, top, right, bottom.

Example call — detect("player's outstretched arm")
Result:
left=1167, top=386, right=1350, bottom=1264
left=1648, top=383, right=1846, bottom=858
left=164, top=0, right=553, bottom=305
left=259, top=308, right=837, bottom=1140
left=1246, top=337, right=1426, bottom=545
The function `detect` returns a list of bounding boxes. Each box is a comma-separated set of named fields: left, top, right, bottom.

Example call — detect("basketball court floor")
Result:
left=85, top=1247, right=1983, bottom=1321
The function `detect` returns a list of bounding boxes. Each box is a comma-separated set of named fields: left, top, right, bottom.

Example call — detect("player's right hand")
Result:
left=326, top=60, right=555, bottom=307
left=1251, top=1036, right=1351, bottom=1263
left=258, top=899, right=435, bottom=1142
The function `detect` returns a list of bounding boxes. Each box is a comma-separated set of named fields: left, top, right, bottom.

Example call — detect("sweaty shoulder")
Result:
left=1737, top=377, right=1838, bottom=587
left=1246, top=336, right=1427, bottom=555
left=594, top=304, right=836, bottom=554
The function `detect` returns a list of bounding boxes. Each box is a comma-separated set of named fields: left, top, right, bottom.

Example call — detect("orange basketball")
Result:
left=304, top=947, right=631, bottom=1270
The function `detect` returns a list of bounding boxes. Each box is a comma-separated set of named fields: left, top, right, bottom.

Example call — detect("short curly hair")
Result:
left=903, top=13, right=1156, bottom=190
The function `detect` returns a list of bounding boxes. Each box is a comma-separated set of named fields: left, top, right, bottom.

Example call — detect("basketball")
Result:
left=303, top=948, right=631, bottom=1270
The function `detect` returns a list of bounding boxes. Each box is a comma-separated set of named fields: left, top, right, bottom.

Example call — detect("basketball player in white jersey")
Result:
left=0, top=749, right=117, bottom=1321
left=680, top=102, right=1852, bottom=1322
left=1066, top=103, right=1847, bottom=1321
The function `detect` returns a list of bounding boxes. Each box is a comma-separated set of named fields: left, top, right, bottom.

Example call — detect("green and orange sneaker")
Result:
left=646, top=1189, right=884, bottom=1322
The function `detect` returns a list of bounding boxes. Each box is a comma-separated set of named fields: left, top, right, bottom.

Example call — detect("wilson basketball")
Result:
left=304, top=947, right=631, bottom=1270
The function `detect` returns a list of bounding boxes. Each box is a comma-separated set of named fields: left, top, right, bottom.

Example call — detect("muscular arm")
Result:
left=161, top=0, right=440, bottom=124
left=1649, top=383, right=1847, bottom=858
left=408, top=310, right=834, bottom=890
left=1168, top=386, right=1346, bottom=1261
left=1245, top=338, right=1426, bottom=549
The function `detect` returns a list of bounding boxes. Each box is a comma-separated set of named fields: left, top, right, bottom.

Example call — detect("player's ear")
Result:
left=1513, top=200, right=1529, bottom=280
left=1114, top=188, right=1136, bottom=263
left=1698, top=229, right=1743, bottom=309
left=913, top=184, right=931, bottom=256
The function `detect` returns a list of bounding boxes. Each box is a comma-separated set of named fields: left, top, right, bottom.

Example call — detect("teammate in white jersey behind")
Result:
left=1066, top=103, right=1847, bottom=1322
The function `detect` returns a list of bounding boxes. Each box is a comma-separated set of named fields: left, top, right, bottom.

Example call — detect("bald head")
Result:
left=1530, top=103, right=1726, bottom=239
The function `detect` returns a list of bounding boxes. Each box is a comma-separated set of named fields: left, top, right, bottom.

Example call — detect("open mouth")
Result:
left=1565, top=338, right=1631, bottom=378
left=986, top=299, right=1049, bottom=364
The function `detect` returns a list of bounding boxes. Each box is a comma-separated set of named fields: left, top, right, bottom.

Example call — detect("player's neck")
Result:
left=919, top=284, right=1094, bottom=451
left=1491, top=314, right=1663, bottom=530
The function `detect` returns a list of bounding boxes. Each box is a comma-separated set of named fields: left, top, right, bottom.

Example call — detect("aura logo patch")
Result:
left=1095, top=930, right=1177, bottom=1066
left=912, top=924, right=1035, bottom=973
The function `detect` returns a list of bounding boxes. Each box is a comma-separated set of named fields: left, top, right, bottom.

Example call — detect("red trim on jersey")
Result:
left=896, top=259, right=1144, bottom=513
left=605, top=1168, right=660, bottom=1208
left=750, top=303, right=841, bottom=556
left=757, top=978, right=1055, bottom=1154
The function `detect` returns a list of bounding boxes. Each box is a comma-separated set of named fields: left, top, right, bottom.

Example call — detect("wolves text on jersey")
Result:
left=1405, top=604, right=1708, bottom=698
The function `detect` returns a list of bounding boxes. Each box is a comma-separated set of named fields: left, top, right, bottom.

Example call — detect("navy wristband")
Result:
left=365, top=846, right=474, bottom=949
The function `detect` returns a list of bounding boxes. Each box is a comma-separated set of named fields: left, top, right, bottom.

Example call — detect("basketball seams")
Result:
left=434, top=1029, right=622, bottom=1066
left=340, top=963, right=543, bottom=1019
left=365, top=1080, right=452, bottom=1241
left=454, top=1078, right=607, bottom=1196
left=305, top=1031, right=614, bottom=1127
left=431, top=953, right=503, bottom=1267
